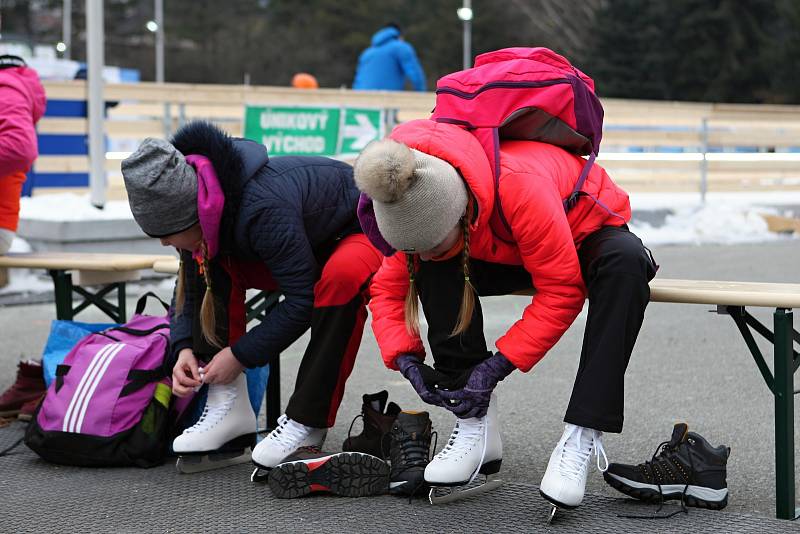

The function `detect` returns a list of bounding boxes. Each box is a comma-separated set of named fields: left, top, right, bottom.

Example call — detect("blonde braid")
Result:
left=404, top=253, right=420, bottom=335
left=174, top=258, right=186, bottom=316
left=451, top=217, right=476, bottom=337
left=198, top=241, right=223, bottom=348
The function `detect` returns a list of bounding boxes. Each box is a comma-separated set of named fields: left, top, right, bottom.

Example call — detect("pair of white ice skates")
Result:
left=423, top=393, right=608, bottom=514
left=172, top=373, right=328, bottom=475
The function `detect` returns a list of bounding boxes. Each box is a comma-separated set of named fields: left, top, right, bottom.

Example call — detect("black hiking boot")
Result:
left=388, top=411, right=435, bottom=497
left=267, top=446, right=389, bottom=499
left=603, top=423, right=730, bottom=511
left=342, top=390, right=401, bottom=460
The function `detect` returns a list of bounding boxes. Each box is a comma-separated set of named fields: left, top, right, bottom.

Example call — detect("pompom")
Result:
left=354, top=139, right=416, bottom=203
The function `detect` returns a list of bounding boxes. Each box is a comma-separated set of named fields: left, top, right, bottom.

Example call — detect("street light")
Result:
left=56, top=41, right=67, bottom=53
left=457, top=1, right=472, bottom=70
left=146, top=20, right=158, bottom=32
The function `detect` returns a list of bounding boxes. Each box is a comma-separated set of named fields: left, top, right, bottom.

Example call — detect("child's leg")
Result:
left=285, top=234, right=383, bottom=428
left=564, top=225, right=657, bottom=433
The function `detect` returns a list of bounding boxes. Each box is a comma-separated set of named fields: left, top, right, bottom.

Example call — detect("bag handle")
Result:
left=135, top=292, right=170, bottom=315
left=107, top=323, right=169, bottom=337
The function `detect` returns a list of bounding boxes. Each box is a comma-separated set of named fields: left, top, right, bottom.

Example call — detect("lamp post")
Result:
left=457, top=0, right=473, bottom=70
left=147, top=0, right=164, bottom=83
left=62, top=0, right=72, bottom=59
left=86, top=0, right=105, bottom=208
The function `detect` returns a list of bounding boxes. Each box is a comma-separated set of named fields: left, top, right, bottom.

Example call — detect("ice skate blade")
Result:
left=428, top=477, right=502, bottom=504
left=175, top=447, right=253, bottom=474
left=546, top=504, right=558, bottom=524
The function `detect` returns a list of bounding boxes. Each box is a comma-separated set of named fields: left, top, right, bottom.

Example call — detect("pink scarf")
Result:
left=186, top=154, right=224, bottom=261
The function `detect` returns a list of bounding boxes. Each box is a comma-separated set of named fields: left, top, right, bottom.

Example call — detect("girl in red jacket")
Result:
left=354, top=119, right=656, bottom=507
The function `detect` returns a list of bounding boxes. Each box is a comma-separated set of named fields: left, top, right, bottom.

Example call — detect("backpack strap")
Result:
left=135, top=292, right=170, bottom=315
left=563, top=152, right=596, bottom=212
left=55, top=364, right=70, bottom=392
left=119, top=368, right=169, bottom=398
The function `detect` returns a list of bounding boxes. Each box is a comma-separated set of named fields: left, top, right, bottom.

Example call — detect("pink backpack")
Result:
left=25, top=293, right=185, bottom=467
left=430, top=47, right=604, bottom=241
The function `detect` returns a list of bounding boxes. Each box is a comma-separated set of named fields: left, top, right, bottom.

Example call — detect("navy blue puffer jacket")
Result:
left=169, top=122, right=360, bottom=367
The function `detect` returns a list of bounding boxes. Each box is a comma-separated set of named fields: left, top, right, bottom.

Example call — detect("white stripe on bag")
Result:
left=62, top=343, right=118, bottom=432
left=72, top=343, right=125, bottom=433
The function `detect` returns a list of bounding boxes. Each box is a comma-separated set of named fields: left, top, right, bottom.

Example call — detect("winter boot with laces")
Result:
left=0, top=360, right=46, bottom=418
left=250, top=414, right=327, bottom=482
left=173, top=372, right=258, bottom=473
left=540, top=423, right=608, bottom=522
left=425, top=393, right=502, bottom=504
left=387, top=411, right=434, bottom=496
left=342, top=390, right=401, bottom=460
left=603, top=423, right=730, bottom=510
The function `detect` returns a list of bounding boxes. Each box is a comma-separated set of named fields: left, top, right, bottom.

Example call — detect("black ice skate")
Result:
left=603, top=423, right=730, bottom=512
left=387, top=411, right=435, bottom=496
left=342, top=390, right=401, bottom=460
left=267, top=447, right=390, bottom=498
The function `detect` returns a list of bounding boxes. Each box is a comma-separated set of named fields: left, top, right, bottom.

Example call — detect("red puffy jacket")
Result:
left=368, top=119, right=631, bottom=372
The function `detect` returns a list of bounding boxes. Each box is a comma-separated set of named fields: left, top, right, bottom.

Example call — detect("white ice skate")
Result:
left=250, top=414, right=327, bottom=483
left=174, top=372, right=258, bottom=474
left=425, top=393, right=503, bottom=504
left=540, top=423, right=608, bottom=523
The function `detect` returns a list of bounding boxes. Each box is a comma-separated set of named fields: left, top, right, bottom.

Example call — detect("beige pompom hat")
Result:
left=353, top=138, right=468, bottom=252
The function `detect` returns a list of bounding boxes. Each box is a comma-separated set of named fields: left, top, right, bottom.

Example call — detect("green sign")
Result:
left=244, top=105, right=383, bottom=157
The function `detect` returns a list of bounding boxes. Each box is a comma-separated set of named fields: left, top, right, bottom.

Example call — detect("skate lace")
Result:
left=558, top=426, right=608, bottom=481
left=619, top=439, right=696, bottom=520
left=266, top=414, right=311, bottom=449
left=184, top=385, right=236, bottom=433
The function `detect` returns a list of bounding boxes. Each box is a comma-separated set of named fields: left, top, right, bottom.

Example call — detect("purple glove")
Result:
left=396, top=354, right=445, bottom=407
left=438, top=352, right=516, bottom=419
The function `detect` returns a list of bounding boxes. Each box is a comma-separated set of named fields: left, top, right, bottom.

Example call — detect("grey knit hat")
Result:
left=354, top=139, right=468, bottom=252
left=121, top=137, right=199, bottom=238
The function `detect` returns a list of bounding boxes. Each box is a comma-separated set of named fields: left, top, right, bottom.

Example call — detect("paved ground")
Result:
left=1, top=240, right=799, bottom=529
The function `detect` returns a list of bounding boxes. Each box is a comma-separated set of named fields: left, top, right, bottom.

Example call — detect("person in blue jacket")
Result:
left=121, top=121, right=383, bottom=472
left=353, top=23, right=426, bottom=92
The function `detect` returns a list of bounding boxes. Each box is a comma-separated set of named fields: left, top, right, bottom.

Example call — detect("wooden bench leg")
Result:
left=248, top=290, right=282, bottom=430
left=774, top=308, right=799, bottom=520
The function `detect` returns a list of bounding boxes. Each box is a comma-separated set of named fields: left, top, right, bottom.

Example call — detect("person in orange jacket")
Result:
left=354, top=119, right=657, bottom=506
left=0, top=55, right=46, bottom=254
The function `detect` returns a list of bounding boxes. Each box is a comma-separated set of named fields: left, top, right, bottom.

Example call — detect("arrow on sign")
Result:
left=343, top=113, right=378, bottom=150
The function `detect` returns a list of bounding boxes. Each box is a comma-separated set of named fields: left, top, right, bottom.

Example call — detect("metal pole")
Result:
left=700, top=117, right=708, bottom=204
left=462, top=0, right=472, bottom=70
left=86, top=0, right=106, bottom=208
left=155, top=0, right=164, bottom=83
left=63, top=0, right=72, bottom=59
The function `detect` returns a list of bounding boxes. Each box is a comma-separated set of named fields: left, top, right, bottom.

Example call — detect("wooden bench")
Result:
left=0, top=252, right=175, bottom=322
left=156, top=258, right=800, bottom=520
left=518, top=279, right=800, bottom=519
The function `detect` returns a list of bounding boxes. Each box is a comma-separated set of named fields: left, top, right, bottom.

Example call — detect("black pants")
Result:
left=415, top=225, right=657, bottom=433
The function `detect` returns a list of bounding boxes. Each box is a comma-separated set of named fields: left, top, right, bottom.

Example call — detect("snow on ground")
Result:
left=19, top=193, right=133, bottom=221
left=0, top=238, right=53, bottom=296
left=628, top=191, right=800, bottom=246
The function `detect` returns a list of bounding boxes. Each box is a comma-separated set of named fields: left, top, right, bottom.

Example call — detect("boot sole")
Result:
left=603, top=471, right=729, bottom=510
left=268, top=452, right=389, bottom=499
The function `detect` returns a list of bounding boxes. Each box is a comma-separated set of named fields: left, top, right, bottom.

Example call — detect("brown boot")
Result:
left=0, top=360, right=46, bottom=418
left=18, top=393, right=46, bottom=421
left=342, top=390, right=401, bottom=460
